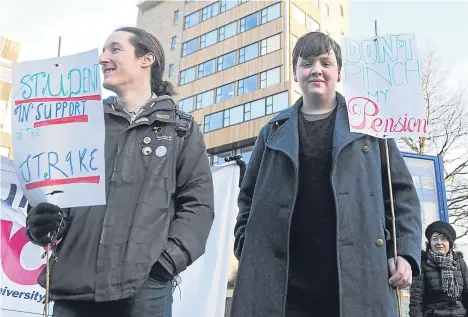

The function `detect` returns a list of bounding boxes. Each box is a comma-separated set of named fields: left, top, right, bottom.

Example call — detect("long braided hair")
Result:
left=115, top=27, right=176, bottom=96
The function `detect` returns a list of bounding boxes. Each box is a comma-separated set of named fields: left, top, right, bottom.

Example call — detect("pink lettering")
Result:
left=0, top=219, right=44, bottom=285
left=347, top=96, right=380, bottom=130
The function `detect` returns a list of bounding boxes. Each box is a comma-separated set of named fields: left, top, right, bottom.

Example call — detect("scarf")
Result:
left=428, top=249, right=460, bottom=298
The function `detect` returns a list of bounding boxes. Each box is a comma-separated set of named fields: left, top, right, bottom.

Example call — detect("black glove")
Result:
left=224, top=155, right=247, bottom=187
left=26, top=202, right=66, bottom=247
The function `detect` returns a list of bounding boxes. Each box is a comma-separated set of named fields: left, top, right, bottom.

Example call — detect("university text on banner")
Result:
left=341, top=33, right=427, bottom=138
left=10, top=49, right=106, bottom=208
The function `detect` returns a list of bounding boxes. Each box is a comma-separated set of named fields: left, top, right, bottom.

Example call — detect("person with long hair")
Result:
left=24, top=27, right=214, bottom=317
left=409, top=221, right=468, bottom=317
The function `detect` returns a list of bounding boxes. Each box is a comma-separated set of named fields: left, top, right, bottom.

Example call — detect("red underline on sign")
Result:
left=25, top=176, right=100, bottom=190
left=34, top=115, right=88, bottom=128
left=15, top=94, right=101, bottom=106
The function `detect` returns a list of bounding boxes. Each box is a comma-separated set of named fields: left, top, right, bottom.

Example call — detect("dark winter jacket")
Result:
left=27, top=95, right=214, bottom=302
left=231, top=94, right=422, bottom=317
left=409, top=250, right=468, bottom=317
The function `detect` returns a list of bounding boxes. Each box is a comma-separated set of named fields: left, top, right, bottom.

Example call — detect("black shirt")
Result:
left=286, top=107, right=339, bottom=315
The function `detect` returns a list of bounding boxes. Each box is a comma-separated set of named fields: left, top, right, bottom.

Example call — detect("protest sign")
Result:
left=341, top=33, right=427, bottom=138
left=1, top=156, right=50, bottom=316
left=10, top=49, right=106, bottom=208
left=1, top=155, right=240, bottom=317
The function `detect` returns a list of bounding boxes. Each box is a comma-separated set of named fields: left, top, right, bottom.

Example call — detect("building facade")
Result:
left=136, top=0, right=349, bottom=165
left=0, top=36, right=21, bottom=159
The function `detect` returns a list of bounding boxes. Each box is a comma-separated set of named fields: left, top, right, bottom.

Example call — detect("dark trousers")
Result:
left=52, top=278, right=173, bottom=317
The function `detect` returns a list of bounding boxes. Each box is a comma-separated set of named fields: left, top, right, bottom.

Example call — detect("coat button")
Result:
left=362, top=145, right=369, bottom=153
left=375, top=238, right=384, bottom=247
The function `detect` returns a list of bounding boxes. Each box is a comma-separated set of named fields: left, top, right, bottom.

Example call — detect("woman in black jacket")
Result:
left=409, top=221, right=468, bottom=317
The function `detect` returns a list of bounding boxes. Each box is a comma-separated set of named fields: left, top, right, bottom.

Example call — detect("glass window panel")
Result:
left=250, top=98, right=266, bottom=119
left=272, top=92, right=289, bottom=113
left=261, top=3, right=280, bottom=24
left=265, top=34, right=280, bottom=54
left=241, top=12, right=259, bottom=32
left=219, top=22, right=237, bottom=41
left=179, top=96, right=195, bottom=113
left=218, top=51, right=236, bottom=71
left=205, top=111, right=224, bottom=132
left=184, top=11, right=200, bottom=29
left=198, top=59, right=216, bottom=78
left=183, top=38, right=198, bottom=56
left=220, top=0, right=238, bottom=13
left=180, top=67, right=196, bottom=85
left=202, top=2, right=219, bottom=21
left=200, top=30, right=218, bottom=49
left=292, top=4, right=305, bottom=26
left=216, top=83, right=235, bottom=103
left=227, top=105, right=244, bottom=126
left=307, top=16, right=320, bottom=32
left=198, top=90, right=215, bottom=109
left=240, top=42, right=259, bottom=63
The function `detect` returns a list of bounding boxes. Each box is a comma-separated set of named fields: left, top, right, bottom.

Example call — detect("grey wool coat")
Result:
left=231, top=93, right=422, bottom=317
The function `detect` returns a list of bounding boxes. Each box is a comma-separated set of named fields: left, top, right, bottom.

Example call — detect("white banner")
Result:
left=11, top=49, right=106, bottom=208
left=341, top=33, right=427, bottom=138
left=1, top=156, right=239, bottom=317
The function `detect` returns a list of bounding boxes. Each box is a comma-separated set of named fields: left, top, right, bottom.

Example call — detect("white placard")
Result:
left=341, top=33, right=427, bottom=138
left=10, top=49, right=106, bottom=208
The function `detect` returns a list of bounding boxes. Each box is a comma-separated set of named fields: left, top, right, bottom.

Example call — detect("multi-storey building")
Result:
left=137, top=0, right=349, bottom=165
left=0, top=36, right=21, bottom=159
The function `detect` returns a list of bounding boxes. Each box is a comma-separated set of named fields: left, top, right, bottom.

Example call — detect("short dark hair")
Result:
left=292, top=32, right=342, bottom=73
left=115, top=27, right=176, bottom=96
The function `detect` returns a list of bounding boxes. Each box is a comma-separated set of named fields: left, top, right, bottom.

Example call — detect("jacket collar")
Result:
left=265, top=92, right=365, bottom=163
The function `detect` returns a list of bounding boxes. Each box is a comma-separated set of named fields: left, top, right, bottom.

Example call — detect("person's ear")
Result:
left=141, top=52, right=155, bottom=68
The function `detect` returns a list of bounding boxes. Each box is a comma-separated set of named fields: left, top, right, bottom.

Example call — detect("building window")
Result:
left=204, top=111, right=224, bottom=132
left=196, top=90, right=215, bottom=109
left=260, top=67, right=281, bottom=89
left=184, top=11, right=200, bottom=29
left=238, top=74, right=258, bottom=96
left=239, top=42, right=259, bottom=63
left=244, top=98, right=266, bottom=121
left=171, top=36, right=177, bottom=49
left=179, top=66, right=196, bottom=85
left=168, top=64, right=175, bottom=77
left=309, top=0, right=319, bottom=7
left=0, top=66, right=11, bottom=83
left=219, top=22, right=237, bottom=41
left=235, top=145, right=254, bottom=163
left=266, top=91, right=288, bottom=114
left=198, top=59, right=216, bottom=78
left=224, top=105, right=244, bottom=127
left=182, top=38, right=198, bottom=56
left=216, top=83, right=235, bottom=103
left=220, top=0, right=238, bottom=13
left=202, top=2, right=219, bottom=21
left=307, top=16, right=320, bottom=32
left=173, top=10, right=179, bottom=24
left=240, top=12, right=260, bottom=32
left=0, top=146, right=10, bottom=157
left=217, top=51, right=236, bottom=72
left=200, top=30, right=218, bottom=49
left=179, top=96, right=195, bottom=113
left=292, top=35, right=299, bottom=48
left=292, top=4, right=305, bottom=26
left=261, top=34, right=280, bottom=55
left=261, top=3, right=281, bottom=24
left=211, top=151, right=232, bottom=165
left=340, top=5, right=344, bottom=17
left=204, top=91, right=288, bottom=133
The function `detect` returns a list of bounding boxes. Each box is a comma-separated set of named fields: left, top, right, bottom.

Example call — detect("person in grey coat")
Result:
left=231, top=31, right=422, bottom=317
left=24, top=27, right=214, bottom=317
